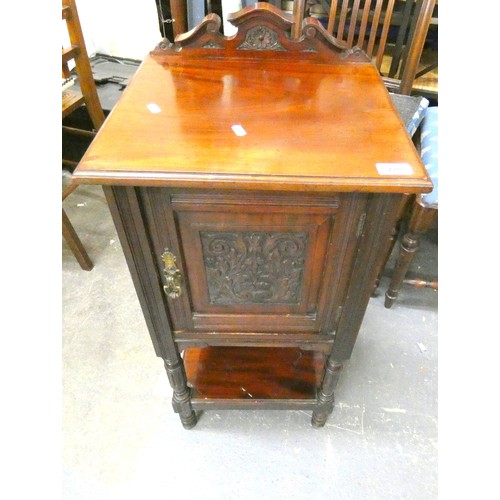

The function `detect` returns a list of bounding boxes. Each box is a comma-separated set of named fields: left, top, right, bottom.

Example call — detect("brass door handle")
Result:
left=161, top=250, right=182, bottom=299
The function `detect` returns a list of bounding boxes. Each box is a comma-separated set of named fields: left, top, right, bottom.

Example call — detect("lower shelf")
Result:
left=183, top=346, right=326, bottom=405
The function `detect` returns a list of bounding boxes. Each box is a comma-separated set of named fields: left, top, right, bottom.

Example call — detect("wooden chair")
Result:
left=384, top=106, right=438, bottom=307
left=62, top=185, right=93, bottom=271
left=294, top=0, right=436, bottom=96
left=62, top=0, right=105, bottom=270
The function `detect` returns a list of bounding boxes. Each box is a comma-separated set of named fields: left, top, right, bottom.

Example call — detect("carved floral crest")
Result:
left=238, top=26, right=285, bottom=51
left=151, top=3, right=370, bottom=64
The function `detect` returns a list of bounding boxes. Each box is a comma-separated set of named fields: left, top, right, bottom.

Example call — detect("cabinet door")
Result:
left=140, top=189, right=366, bottom=335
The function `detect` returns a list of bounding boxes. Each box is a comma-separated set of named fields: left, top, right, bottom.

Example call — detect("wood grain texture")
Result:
left=72, top=5, right=431, bottom=195
left=137, top=189, right=366, bottom=336
left=74, top=55, right=430, bottom=193
left=332, top=193, right=404, bottom=360
left=184, top=346, right=325, bottom=400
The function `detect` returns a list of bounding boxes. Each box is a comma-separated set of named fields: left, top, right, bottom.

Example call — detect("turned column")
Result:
left=311, top=357, right=343, bottom=427
left=164, top=356, right=197, bottom=429
left=385, top=196, right=436, bottom=308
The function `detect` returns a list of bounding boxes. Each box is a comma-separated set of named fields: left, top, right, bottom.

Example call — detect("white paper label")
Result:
left=376, top=162, right=414, bottom=175
left=231, top=124, right=247, bottom=137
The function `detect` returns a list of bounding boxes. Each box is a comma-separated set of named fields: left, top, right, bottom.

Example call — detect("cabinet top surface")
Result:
left=73, top=8, right=432, bottom=194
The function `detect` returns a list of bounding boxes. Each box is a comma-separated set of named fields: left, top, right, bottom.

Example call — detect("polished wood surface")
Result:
left=184, top=346, right=325, bottom=400
left=74, top=58, right=429, bottom=192
left=73, top=5, right=431, bottom=194
left=139, top=188, right=363, bottom=335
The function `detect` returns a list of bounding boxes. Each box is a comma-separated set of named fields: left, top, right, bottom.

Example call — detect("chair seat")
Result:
left=389, top=93, right=429, bottom=138
left=420, top=106, right=438, bottom=206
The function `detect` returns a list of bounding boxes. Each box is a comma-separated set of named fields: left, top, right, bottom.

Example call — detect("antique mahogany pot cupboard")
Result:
left=72, top=4, right=432, bottom=429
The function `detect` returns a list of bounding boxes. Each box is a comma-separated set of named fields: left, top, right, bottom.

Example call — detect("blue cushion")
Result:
left=420, top=107, right=438, bottom=206
left=406, top=97, right=429, bottom=138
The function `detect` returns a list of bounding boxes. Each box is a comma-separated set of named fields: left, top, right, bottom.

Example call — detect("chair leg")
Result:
left=384, top=198, right=435, bottom=308
left=62, top=208, right=93, bottom=271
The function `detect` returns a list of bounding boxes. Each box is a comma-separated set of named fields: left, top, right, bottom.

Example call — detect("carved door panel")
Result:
left=140, top=189, right=365, bottom=335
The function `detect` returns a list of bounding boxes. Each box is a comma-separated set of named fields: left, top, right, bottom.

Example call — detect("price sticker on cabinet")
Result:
left=376, top=162, right=414, bottom=175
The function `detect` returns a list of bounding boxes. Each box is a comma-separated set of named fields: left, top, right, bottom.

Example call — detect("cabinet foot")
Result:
left=311, top=396, right=335, bottom=428
left=311, top=358, right=343, bottom=427
left=179, top=410, right=198, bottom=429
left=172, top=388, right=197, bottom=429
left=164, top=357, right=197, bottom=429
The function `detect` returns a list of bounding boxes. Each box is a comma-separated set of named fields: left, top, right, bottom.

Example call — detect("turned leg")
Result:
left=385, top=197, right=435, bottom=308
left=164, top=357, right=197, bottom=429
left=373, top=222, right=401, bottom=294
left=311, top=358, right=343, bottom=428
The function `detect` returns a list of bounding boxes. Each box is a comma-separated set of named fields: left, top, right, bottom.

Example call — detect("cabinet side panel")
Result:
left=314, top=192, right=368, bottom=333
left=331, top=193, right=404, bottom=361
left=103, top=186, right=177, bottom=359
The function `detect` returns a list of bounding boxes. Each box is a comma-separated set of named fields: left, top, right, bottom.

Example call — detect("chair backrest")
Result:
left=62, top=0, right=105, bottom=129
left=300, top=0, right=436, bottom=95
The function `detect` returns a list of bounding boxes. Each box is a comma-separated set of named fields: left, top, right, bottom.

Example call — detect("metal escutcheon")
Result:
left=161, top=250, right=182, bottom=299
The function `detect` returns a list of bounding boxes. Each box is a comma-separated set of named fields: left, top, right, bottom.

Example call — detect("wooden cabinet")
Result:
left=103, top=186, right=410, bottom=428
left=73, top=4, right=432, bottom=429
